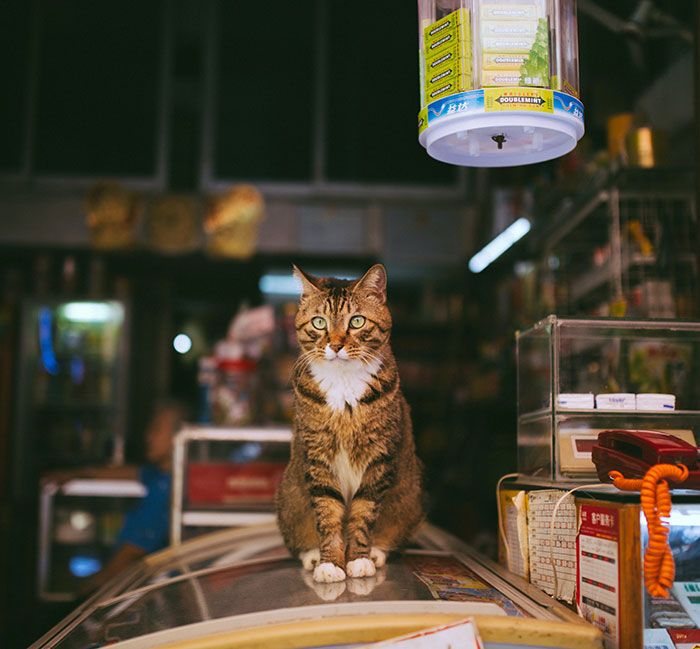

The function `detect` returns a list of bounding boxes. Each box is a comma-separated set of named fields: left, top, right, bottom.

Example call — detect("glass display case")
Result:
left=516, top=315, right=700, bottom=482
left=31, top=521, right=603, bottom=649
left=170, top=425, right=292, bottom=544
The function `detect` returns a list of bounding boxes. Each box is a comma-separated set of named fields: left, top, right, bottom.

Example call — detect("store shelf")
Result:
left=57, top=479, right=146, bottom=498
left=569, top=252, right=656, bottom=302
left=181, top=511, right=277, bottom=527
left=520, top=408, right=700, bottom=420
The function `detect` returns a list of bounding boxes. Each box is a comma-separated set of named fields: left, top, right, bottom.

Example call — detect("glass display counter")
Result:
left=516, top=315, right=700, bottom=482
left=31, top=521, right=603, bottom=649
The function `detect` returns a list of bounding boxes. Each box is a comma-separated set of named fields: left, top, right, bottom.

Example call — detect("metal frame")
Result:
left=542, top=187, right=696, bottom=316
left=3, top=0, right=468, bottom=209
left=0, top=1, right=174, bottom=192
left=198, top=0, right=469, bottom=202
left=170, top=424, right=292, bottom=545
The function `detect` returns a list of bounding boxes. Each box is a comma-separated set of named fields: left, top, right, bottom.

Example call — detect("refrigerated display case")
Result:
left=30, top=521, right=603, bottom=649
left=13, top=299, right=130, bottom=485
left=38, top=478, right=145, bottom=601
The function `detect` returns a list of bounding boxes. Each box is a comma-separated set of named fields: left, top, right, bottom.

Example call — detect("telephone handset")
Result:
left=591, top=429, right=700, bottom=489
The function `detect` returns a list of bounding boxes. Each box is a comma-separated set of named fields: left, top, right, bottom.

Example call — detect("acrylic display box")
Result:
left=417, top=0, right=583, bottom=166
left=516, top=315, right=700, bottom=482
left=170, top=425, right=291, bottom=544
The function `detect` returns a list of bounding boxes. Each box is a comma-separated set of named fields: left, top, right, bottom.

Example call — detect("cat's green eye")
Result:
left=349, top=315, right=366, bottom=329
left=311, top=316, right=327, bottom=330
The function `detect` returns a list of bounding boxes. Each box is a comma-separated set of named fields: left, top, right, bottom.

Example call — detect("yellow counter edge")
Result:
left=146, top=613, right=603, bottom=649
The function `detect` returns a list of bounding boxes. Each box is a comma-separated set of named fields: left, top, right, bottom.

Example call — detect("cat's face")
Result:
left=294, top=264, right=392, bottom=363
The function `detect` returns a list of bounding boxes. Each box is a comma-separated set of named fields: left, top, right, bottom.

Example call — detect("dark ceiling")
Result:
left=0, top=0, right=695, bottom=192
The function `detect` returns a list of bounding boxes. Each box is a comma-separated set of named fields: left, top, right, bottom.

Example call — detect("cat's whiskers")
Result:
left=358, top=348, right=383, bottom=368
left=292, top=348, right=322, bottom=378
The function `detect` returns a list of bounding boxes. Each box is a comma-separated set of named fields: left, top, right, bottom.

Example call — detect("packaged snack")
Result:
left=422, top=8, right=473, bottom=103
left=481, top=21, right=538, bottom=37
left=480, top=3, right=541, bottom=20
left=425, top=56, right=472, bottom=96
left=426, top=44, right=471, bottom=74
left=480, top=70, right=522, bottom=87
left=482, top=52, right=529, bottom=70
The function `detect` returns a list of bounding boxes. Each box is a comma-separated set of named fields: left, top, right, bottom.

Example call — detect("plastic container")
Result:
left=595, top=393, right=636, bottom=410
left=212, top=358, right=258, bottom=426
left=417, top=0, right=584, bottom=166
left=557, top=393, right=594, bottom=410
left=636, top=393, right=676, bottom=411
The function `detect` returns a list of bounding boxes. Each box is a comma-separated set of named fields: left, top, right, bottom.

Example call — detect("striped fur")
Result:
left=276, top=264, right=424, bottom=583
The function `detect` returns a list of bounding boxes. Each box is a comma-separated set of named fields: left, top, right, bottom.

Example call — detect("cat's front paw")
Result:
left=299, top=548, right=320, bottom=571
left=313, top=562, right=346, bottom=583
left=346, top=557, right=376, bottom=578
left=370, top=547, right=387, bottom=568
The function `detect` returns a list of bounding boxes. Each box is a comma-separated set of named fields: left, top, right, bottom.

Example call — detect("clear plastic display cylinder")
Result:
left=418, top=0, right=584, bottom=167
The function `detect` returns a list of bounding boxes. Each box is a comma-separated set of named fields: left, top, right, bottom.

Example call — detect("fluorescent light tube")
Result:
left=259, top=274, right=302, bottom=296
left=468, top=217, right=531, bottom=273
left=61, top=301, right=123, bottom=323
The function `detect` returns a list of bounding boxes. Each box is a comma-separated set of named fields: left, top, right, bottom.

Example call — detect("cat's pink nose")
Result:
left=329, top=342, right=344, bottom=352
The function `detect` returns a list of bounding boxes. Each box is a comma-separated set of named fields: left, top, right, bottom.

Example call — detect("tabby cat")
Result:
left=276, top=264, right=424, bottom=583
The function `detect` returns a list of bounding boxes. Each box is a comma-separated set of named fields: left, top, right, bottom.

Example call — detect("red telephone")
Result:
left=591, top=429, right=700, bottom=489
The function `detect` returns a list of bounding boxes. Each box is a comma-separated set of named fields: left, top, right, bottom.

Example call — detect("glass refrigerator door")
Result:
left=15, top=299, right=129, bottom=479
left=38, top=480, right=145, bottom=601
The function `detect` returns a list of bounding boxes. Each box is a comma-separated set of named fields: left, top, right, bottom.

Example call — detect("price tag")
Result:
left=362, top=617, right=483, bottom=649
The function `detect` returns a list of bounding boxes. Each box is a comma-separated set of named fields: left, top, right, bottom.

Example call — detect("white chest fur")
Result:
left=309, top=357, right=382, bottom=412
left=333, top=447, right=365, bottom=503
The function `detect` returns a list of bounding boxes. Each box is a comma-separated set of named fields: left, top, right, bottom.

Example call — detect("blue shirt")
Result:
left=116, top=465, right=171, bottom=555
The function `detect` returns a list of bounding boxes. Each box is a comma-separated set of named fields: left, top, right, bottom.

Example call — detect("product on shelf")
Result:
left=479, top=1, right=549, bottom=88
left=421, top=7, right=472, bottom=105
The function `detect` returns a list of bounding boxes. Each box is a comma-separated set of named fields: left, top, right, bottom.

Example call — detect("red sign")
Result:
left=187, top=462, right=287, bottom=504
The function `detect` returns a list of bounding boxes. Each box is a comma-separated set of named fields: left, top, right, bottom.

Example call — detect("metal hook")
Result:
left=491, top=134, right=506, bottom=149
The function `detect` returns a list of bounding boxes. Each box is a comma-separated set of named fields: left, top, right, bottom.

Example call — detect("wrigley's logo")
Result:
left=430, top=68, right=453, bottom=84
left=430, top=83, right=453, bottom=98
left=429, top=33, right=454, bottom=50
left=428, top=19, right=452, bottom=37
left=431, top=51, right=453, bottom=68
left=494, top=56, right=524, bottom=64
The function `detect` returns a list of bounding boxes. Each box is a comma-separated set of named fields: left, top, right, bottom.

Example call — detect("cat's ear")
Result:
left=293, top=265, right=321, bottom=298
left=353, top=264, right=387, bottom=304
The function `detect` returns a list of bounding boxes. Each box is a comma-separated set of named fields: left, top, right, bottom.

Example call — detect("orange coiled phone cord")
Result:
left=609, top=464, right=689, bottom=598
